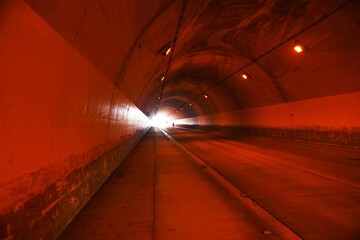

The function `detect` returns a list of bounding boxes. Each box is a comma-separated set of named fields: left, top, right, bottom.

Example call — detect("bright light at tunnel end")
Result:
left=151, top=114, right=172, bottom=128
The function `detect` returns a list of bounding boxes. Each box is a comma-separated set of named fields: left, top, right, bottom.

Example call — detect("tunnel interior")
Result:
left=0, top=0, right=359, bottom=239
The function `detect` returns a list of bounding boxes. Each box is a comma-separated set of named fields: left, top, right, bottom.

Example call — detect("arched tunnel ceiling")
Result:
left=26, top=0, right=360, bottom=120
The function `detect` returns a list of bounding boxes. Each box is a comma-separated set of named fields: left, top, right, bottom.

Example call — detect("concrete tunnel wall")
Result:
left=175, top=92, right=360, bottom=145
left=0, top=1, right=150, bottom=239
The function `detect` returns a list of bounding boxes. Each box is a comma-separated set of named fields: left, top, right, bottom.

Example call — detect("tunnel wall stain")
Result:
left=0, top=129, right=148, bottom=240
left=178, top=125, right=360, bottom=147
left=0, top=1, right=150, bottom=239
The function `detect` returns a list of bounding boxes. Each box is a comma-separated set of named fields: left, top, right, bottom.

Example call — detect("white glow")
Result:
left=151, top=114, right=172, bottom=128
left=294, top=45, right=303, bottom=53
left=165, top=47, right=172, bottom=56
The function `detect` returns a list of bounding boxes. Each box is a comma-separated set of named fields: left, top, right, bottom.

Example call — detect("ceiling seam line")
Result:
left=156, top=0, right=188, bottom=115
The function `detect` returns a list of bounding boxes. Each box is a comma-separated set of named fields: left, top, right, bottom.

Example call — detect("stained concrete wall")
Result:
left=0, top=1, right=150, bottom=239
left=176, top=92, right=360, bottom=146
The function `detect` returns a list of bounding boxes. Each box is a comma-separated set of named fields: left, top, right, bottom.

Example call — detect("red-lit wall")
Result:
left=0, top=1, right=149, bottom=239
left=176, top=92, right=360, bottom=128
left=176, top=92, right=360, bottom=146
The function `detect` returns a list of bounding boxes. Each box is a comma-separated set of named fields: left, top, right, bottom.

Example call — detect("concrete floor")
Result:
left=59, top=127, right=360, bottom=239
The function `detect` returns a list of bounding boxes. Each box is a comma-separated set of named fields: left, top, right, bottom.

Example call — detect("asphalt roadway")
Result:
left=165, top=126, right=360, bottom=239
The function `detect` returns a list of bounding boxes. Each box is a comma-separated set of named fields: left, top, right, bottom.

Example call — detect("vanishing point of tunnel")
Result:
left=1, top=0, right=360, bottom=239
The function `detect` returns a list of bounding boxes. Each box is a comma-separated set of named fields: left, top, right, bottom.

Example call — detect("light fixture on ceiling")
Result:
left=158, top=43, right=172, bottom=56
left=293, top=44, right=304, bottom=53
left=157, top=96, right=161, bottom=100
left=189, top=103, right=192, bottom=106
left=204, top=94, right=208, bottom=99
left=165, top=47, right=172, bottom=56
left=159, top=75, right=165, bottom=82
left=241, top=72, right=251, bottom=80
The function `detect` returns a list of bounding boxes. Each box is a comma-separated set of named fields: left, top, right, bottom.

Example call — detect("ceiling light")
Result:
left=241, top=74, right=248, bottom=79
left=157, top=96, right=160, bottom=100
left=158, top=43, right=172, bottom=56
left=165, top=47, right=172, bottom=56
left=189, top=103, right=192, bottom=106
left=204, top=94, right=208, bottom=98
left=293, top=45, right=303, bottom=53
left=158, top=74, right=165, bottom=82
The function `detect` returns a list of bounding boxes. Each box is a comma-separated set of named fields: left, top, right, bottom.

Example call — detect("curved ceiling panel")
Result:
left=27, top=0, right=360, bottom=124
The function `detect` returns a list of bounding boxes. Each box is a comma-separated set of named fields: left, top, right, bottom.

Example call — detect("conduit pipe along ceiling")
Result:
left=26, top=0, right=360, bottom=125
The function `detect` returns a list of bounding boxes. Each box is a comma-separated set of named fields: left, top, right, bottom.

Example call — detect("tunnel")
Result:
left=1, top=0, right=360, bottom=239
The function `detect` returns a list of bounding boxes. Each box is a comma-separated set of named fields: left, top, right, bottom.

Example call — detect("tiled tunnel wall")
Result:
left=0, top=1, right=150, bottom=239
